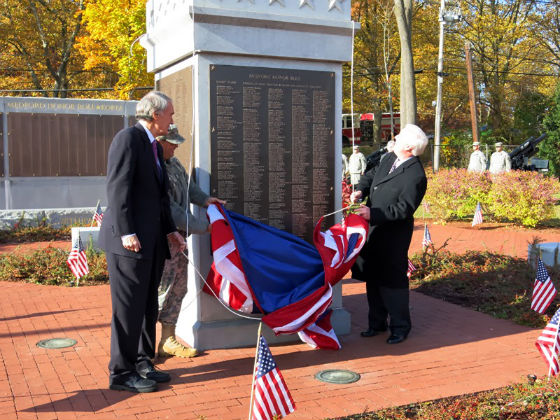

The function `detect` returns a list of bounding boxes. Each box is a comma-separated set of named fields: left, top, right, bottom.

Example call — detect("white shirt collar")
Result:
left=393, top=155, right=413, bottom=169
left=138, top=120, right=156, bottom=144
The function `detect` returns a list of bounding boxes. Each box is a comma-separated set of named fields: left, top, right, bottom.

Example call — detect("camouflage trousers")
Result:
left=158, top=248, right=188, bottom=325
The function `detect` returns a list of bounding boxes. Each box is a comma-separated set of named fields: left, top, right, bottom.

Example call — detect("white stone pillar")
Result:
left=142, top=0, right=355, bottom=350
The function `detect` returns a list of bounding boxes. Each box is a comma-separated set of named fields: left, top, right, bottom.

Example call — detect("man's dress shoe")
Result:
left=137, top=363, right=171, bottom=383
left=109, top=372, right=158, bottom=393
left=360, top=328, right=387, bottom=337
left=386, top=334, right=407, bottom=344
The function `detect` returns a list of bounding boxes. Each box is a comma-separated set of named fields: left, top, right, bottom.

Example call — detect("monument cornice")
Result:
left=142, top=0, right=358, bottom=72
left=189, top=5, right=357, bottom=36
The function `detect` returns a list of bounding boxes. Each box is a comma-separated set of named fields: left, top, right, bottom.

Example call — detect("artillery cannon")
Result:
left=508, top=133, right=547, bottom=171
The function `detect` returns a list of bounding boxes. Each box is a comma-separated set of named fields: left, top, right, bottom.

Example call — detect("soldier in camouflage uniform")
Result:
left=156, top=125, right=225, bottom=358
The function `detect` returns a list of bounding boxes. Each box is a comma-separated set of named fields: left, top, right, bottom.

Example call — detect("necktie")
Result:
left=389, top=159, right=399, bottom=174
left=152, top=141, right=162, bottom=180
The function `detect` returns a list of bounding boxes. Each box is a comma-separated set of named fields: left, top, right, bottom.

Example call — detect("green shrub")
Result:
left=488, top=171, right=560, bottom=227
left=0, top=245, right=108, bottom=286
left=423, top=168, right=560, bottom=227
left=424, top=168, right=492, bottom=221
left=0, top=212, right=72, bottom=243
left=0, top=225, right=71, bottom=243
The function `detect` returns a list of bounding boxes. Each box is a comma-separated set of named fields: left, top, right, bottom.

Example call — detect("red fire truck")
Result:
left=341, top=113, right=362, bottom=145
left=341, top=112, right=400, bottom=145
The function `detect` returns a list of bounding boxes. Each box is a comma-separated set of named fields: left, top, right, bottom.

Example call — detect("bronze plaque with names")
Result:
left=210, top=65, right=335, bottom=243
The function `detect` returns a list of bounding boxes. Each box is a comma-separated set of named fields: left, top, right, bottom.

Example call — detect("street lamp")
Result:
left=433, top=0, right=461, bottom=172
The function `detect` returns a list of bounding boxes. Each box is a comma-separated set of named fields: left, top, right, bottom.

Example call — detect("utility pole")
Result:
left=465, top=42, right=479, bottom=144
left=433, top=0, right=446, bottom=172
left=433, top=0, right=461, bottom=172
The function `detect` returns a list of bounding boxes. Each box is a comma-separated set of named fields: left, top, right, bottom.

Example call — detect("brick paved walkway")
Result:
left=0, top=222, right=559, bottom=419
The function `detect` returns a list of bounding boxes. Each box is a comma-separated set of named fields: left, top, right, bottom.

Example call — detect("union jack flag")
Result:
left=407, top=259, right=416, bottom=278
left=67, top=236, right=89, bottom=279
left=204, top=204, right=368, bottom=349
left=531, top=258, right=557, bottom=314
left=422, top=224, right=432, bottom=249
left=92, top=203, right=103, bottom=227
left=535, top=307, right=560, bottom=376
left=472, top=202, right=483, bottom=227
left=251, top=335, right=295, bottom=420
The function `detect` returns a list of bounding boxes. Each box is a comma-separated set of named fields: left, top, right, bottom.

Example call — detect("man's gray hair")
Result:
left=135, top=91, right=172, bottom=121
left=396, top=124, right=429, bottom=156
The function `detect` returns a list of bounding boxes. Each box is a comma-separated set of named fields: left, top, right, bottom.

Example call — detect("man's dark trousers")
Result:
left=108, top=234, right=166, bottom=379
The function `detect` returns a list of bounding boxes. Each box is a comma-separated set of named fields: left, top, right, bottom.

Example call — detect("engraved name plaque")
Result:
left=210, top=65, right=335, bottom=242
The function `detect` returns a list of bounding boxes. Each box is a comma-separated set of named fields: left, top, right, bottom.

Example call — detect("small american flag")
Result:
left=407, top=259, right=416, bottom=278
left=67, top=236, right=89, bottom=279
left=531, top=258, right=557, bottom=314
left=472, top=202, right=483, bottom=227
left=422, top=201, right=430, bottom=213
left=251, top=335, right=295, bottom=420
left=535, top=307, right=560, bottom=376
left=422, top=224, right=433, bottom=249
left=92, top=203, right=103, bottom=227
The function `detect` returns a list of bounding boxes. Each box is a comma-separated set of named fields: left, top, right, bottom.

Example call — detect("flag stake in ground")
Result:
left=248, top=323, right=295, bottom=420
left=531, top=258, right=557, bottom=314
left=248, top=322, right=263, bottom=420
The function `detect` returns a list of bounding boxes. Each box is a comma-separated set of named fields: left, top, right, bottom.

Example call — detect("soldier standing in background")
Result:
left=489, top=142, right=511, bottom=174
left=342, top=153, right=349, bottom=180
left=156, top=125, right=226, bottom=358
left=348, top=145, right=367, bottom=187
left=467, top=141, right=487, bottom=172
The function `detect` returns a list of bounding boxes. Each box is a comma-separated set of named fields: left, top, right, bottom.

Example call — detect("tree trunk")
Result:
left=394, top=0, right=417, bottom=126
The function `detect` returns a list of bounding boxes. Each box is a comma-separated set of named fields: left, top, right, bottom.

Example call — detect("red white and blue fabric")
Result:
left=531, top=258, right=557, bottom=314
left=251, top=335, right=295, bottom=420
left=297, top=309, right=341, bottom=350
left=67, top=236, right=89, bottom=279
left=204, top=204, right=368, bottom=349
left=407, top=259, right=416, bottom=278
left=472, top=202, right=483, bottom=227
left=93, top=203, right=103, bottom=227
left=422, top=224, right=432, bottom=248
left=535, top=307, right=560, bottom=376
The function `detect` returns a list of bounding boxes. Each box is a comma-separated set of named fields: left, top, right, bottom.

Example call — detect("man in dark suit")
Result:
left=350, top=124, right=428, bottom=345
left=99, top=91, right=186, bottom=393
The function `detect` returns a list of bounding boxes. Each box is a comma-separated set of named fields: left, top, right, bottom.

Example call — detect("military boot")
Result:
left=158, top=322, right=199, bottom=358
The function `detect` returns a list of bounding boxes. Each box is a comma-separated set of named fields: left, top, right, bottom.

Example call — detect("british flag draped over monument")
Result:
left=204, top=204, right=369, bottom=350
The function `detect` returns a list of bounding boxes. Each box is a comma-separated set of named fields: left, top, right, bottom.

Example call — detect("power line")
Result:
left=444, top=66, right=559, bottom=77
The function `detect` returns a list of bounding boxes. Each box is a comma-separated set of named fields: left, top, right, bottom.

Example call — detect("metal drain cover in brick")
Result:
left=315, top=369, right=360, bottom=384
left=36, top=338, right=77, bottom=349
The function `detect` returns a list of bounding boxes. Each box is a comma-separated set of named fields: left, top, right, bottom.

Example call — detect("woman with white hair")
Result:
left=350, top=124, right=428, bottom=345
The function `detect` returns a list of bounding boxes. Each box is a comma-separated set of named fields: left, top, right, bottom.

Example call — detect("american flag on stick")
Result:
left=250, top=331, right=295, bottom=420
left=535, top=307, right=560, bottom=377
left=92, top=202, right=103, bottom=227
left=422, top=224, right=433, bottom=249
left=67, top=236, right=89, bottom=281
left=472, top=202, right=483, bottom=227
left=407, top=259, right=416, bottom=278
left=531, top=258, right=557, bottom=314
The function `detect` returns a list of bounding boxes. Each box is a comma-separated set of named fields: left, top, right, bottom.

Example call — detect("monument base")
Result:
left=528, top=242, right=560, bottom=267
left=180, top=306, right=351, bottom=350
left=71, top=226, right=100, bottom=250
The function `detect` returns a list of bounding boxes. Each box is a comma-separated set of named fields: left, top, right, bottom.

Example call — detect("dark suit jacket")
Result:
left=351, top=152, right=427, bottom=288
left=99, top=123, right=176, bottom=260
